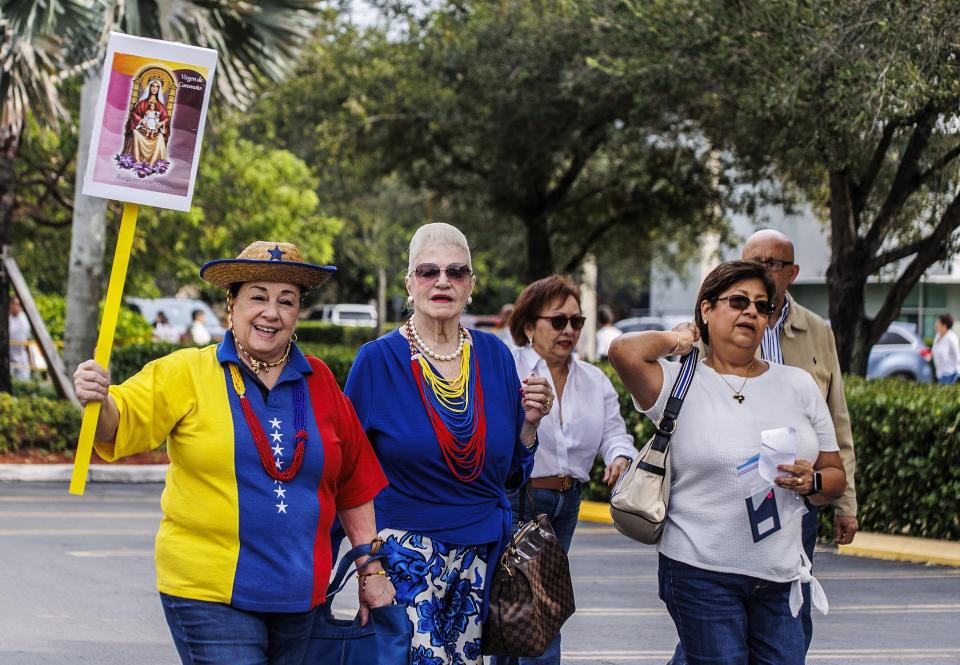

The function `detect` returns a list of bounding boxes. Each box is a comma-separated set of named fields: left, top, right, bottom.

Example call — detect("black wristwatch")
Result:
left=801, top=471, right=822, bottom=497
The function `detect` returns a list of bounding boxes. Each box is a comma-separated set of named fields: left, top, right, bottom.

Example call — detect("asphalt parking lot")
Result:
left=1, top=482, right=958, bottom=664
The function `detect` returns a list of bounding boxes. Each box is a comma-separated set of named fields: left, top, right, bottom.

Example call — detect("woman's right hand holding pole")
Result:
left=73, top=360, right=120, bottom=442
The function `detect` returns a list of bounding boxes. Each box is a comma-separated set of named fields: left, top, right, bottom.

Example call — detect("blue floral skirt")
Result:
left=379, top=528, right=488, bottom=665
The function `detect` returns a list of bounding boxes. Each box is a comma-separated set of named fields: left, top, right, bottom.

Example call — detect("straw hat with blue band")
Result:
left=200, top=241, right=336, bottom=290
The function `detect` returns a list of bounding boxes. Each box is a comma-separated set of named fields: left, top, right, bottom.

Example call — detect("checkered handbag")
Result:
left=481, top=487, right=576, bottom=657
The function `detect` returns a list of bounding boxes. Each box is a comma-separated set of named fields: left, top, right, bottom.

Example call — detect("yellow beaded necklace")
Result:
left=414, top=343, right=472, bottom=414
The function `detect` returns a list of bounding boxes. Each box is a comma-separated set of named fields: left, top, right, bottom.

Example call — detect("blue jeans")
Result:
left=489, top=482, right=582, bottom=665
left=160, top=592, right=318, bottom=665
left=939, top=372, right=958, bottom=385
left=670, top=503, right=820, bottom=665
left=800, top=501, right=819, bottom=652
left=659, top=555, right=804, bottom=665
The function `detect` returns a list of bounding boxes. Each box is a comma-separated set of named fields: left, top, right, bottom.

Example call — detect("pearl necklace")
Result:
left=406, top=318, right=467, bottom=361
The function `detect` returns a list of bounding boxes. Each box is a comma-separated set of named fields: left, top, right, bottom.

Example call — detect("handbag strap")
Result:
left=649, top=348, right=699, bottom=453
left=325, top=543, right=388, bottom=601
left=517, top=483, right=538, bottom=526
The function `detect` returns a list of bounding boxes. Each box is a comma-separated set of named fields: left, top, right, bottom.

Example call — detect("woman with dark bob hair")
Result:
left=609, top=260, right=846, bottom=665
left=493, top=275, right=635, bottom=665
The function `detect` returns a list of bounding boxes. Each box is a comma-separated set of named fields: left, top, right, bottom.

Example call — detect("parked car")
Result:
left=613, top=315, right=690, bottom=333
left=302, top=303, right=377, bottom=327
left=867, top=322, right=933, bottom=382
left=461, top=313, right=502, bottom=331
left=126, top=297, right=226, bottom=342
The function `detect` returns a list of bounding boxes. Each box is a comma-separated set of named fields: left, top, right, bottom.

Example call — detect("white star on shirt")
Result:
left=272, top=443, right=284, bottom=456
left=275, top=459, right=284, bottom=469
left=274, top=486, right=286, bottom=499
left=276, top=501, right=288, bottom=514
left=271, top=431, right=283, bottom=443
left=269, top=417, right=282, bottom=429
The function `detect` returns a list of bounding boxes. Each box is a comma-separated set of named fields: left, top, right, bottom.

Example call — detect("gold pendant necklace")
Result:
left=711, top=358, right=755, bottom=404
left=234, top=335, right=291, bottom=375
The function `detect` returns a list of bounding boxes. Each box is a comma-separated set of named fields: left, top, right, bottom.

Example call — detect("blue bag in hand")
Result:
left=303, top=543, right=411, bottom=665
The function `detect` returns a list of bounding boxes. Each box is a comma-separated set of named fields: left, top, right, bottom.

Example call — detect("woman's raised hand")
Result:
left=73, top=360, right=111, bottom=407
left=521, top=375, right=554, bottom=426
left=670, top=321, right=700, bottom=356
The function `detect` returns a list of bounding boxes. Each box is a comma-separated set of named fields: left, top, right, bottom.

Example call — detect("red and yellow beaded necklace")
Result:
left=406, top=319, right=487, bottom=482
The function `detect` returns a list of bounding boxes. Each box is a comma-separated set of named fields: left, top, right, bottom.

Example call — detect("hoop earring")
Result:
left=226, top=297, right=234, bottom=332
left=291, top=332, right=298, bottom=342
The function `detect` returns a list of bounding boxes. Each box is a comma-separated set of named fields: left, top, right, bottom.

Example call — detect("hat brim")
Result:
left=199, top=258, right=336, bottom=290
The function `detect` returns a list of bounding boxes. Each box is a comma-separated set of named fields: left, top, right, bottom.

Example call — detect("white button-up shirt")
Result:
left=513, top=345, right=636, bottom=481
left=933, top=329, right=960, bottom=378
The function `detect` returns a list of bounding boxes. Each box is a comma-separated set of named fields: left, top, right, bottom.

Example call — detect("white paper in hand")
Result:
left=759, top=427, right=797, bottom=483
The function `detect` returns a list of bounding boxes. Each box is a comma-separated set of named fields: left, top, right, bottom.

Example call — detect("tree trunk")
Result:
left=64, top=70, right=109, bottom=374
left=826, top=169, right=872, bottom=376
left=524, top=217, right=554, bottom=282
left=0, top=130, right=18, bottom=393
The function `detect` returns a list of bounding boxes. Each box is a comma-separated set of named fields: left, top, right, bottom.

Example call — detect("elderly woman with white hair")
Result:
left=344, top=222, right=554, bottom=665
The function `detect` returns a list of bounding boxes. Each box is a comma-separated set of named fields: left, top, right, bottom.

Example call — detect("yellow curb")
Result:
left=582, top=500, right=960, bottom=568
left=838, top=532, right=960, bottom=568
left=579, top=500, right=613, bottom=524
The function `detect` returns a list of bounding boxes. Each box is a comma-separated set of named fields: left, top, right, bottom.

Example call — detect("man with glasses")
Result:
left=742, top=229, right=858, bottom=654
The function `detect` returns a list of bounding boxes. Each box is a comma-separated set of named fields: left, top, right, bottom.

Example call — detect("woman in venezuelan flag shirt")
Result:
left=73, top=241, right=394, bottom=665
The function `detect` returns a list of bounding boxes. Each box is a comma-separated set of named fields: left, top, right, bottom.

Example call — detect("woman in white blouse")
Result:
left=609, top=260, right=846, bottom=665
left=933, top=313, right=960, bottom=384
left=492, top=274, right=636, bottom=665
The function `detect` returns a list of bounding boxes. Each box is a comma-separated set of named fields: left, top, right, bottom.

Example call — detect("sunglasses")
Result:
left=755, top=258, right=794, bottom=273
left=539, top=314, right=587, bottom=331
left=716, top=295, right=775, bottom=316
left=412, top=263, right=472, bottom=283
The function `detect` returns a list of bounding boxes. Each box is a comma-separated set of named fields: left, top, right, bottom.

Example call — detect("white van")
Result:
left=305, top=304, right=377, bottom=328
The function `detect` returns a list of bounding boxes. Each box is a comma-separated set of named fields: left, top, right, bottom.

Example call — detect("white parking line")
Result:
left=0, top=511, right=161, bottom=518
left=66, top=549, right=154, bottom=558
left=0, top=528, right=155, bottom=536
left=574, top=570, right=960, bottom=582
left=0, top=495, right=159, bottom=503
left=561, top=649, right=960, bottom=661
left=571, top=603, right=960, bottom=616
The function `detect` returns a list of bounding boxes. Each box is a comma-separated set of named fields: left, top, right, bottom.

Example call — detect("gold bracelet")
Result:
left=358, top=569, right=386, bottom=592
left=669, top=333, right=681, bottom=356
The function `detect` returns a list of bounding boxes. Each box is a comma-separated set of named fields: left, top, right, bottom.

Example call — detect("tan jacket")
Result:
left=777, top=295, right=857, bottom=516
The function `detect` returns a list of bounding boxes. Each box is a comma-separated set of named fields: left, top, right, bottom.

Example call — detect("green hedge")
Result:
left=295, top=322, right=377, bottom=347
left=0, top=392, right=81, bottom=454
left=841, top=377, right=960, bottom=540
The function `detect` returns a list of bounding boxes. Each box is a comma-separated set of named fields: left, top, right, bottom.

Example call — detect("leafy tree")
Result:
left=63, top=0, right=332, bottom=376
left=608, top=0, right=960, bottom=375
left=0, top=0, right=99, bottom=392
left=262, top=0, right=726, bottom=285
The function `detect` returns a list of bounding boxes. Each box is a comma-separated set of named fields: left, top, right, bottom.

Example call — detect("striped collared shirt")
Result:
left=761, top=299, right=791, bottom=364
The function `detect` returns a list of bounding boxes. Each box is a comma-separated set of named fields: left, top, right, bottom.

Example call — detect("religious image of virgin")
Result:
left=121, top=78, right=171, bottom=167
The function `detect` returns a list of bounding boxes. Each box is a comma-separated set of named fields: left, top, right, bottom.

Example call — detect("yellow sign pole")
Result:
left=69, top=202, right=140, bottom=496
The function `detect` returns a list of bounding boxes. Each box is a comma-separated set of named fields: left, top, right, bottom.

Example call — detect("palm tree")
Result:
left=0, top=0, right=100, bottom=392
left=63, top=0, right=330, bottom=375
